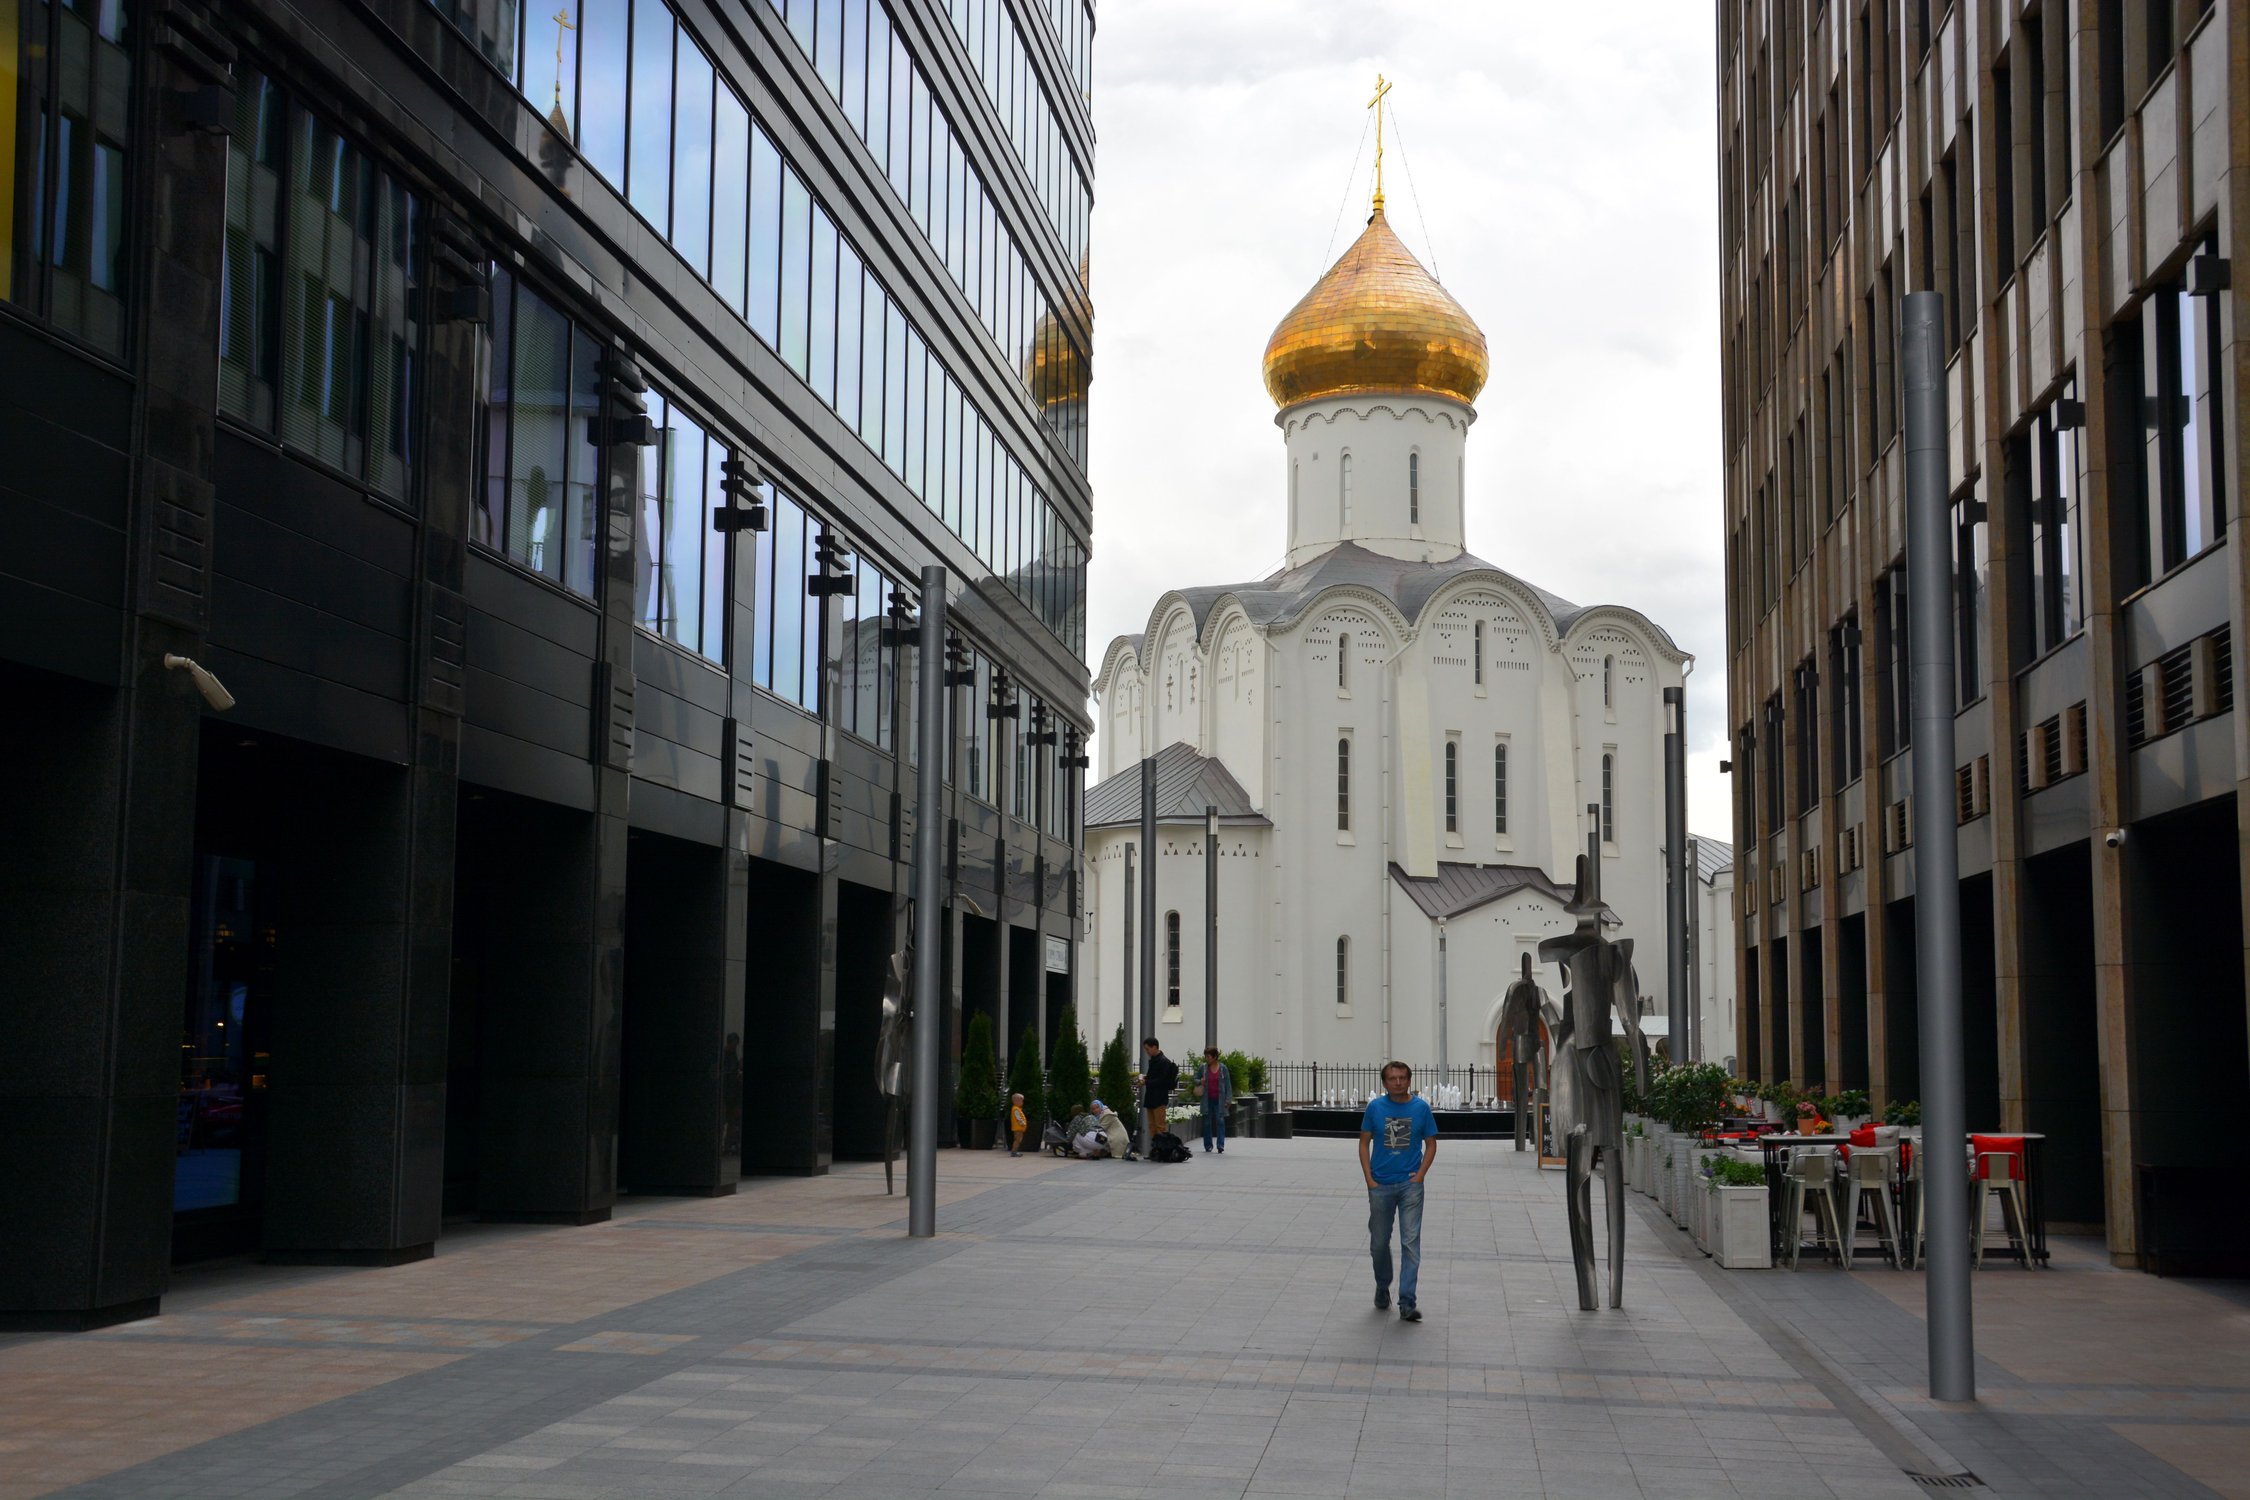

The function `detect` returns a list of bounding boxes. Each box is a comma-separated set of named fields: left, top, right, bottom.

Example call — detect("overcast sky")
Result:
left=1081, top=0, right=1731, bottom=838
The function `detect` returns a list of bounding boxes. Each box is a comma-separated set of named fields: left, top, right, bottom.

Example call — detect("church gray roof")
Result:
left=1387, top=861, right=1620, bottom=925
left=1691, top=835, right=1735, bottom=883
left=1102, top=542, right=1682, bottom=675
left=1083, top=741, right=1269, bottom=828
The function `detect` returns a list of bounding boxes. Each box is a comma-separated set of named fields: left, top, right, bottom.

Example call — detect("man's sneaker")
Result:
left=1399, top=1303, right=1423, bottom=1323
left=1373, top=1289, right=1391, bottom=1311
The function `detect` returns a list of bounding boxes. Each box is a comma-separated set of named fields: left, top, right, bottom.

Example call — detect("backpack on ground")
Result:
left=1149, top=1130, right=1192, bottom=1163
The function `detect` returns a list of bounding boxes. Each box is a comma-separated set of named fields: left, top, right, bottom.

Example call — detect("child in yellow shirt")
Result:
left=1009, top=1094, right=1028, bottom=1156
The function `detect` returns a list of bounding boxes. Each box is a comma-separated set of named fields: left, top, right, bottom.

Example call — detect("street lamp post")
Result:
left=1436, top=916, right=1449, bottom=1088
left=1205, top=805, right=1218, bottom=1055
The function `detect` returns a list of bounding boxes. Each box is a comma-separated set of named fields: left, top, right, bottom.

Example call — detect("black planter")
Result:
left=966, top=1116, right=998, bottom=1152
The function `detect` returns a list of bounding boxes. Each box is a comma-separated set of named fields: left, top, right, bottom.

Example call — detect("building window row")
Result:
left=1032, top=0, right=1095, bottom=109
left=929, top=0, right=1091, bottom=274
left=765, top=0, right=1091, bottom=461
left=747, top=119, right=1086, bottom=653
left=221, top=68, right=421, bottom=504
left=477, top=266, right=603, bottom=597
left=1, top=0, right=132, bottom=358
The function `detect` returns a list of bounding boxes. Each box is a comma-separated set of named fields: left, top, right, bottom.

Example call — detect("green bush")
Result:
left=955, top=1014, right=1001, bottom=1121
left=1832, top=1088, right=1871, bottom=1119
left=1883, top=1097, right=1922, bottom=1126
left=1222, top=1048, right=1253, bottom=1099
left=1655, top=1061, right=1733, bottom=1135
left=1708, top=1157, right=1766, bottom=1188
left=1008, top=1025, right=1046, bottom=1128
left=1245, top=1055, right=1270, bottom=1094
left=1047, top=1009, right=1092, bottom=1118
left=1097, top=1027, right=1135, bottom=1115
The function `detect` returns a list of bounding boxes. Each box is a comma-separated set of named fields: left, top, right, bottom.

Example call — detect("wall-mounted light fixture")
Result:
left=163, top=654, right=236, bottom=712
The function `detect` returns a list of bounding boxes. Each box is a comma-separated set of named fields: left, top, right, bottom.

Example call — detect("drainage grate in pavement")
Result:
left=1906, top=1472, right=1985, bottom=1489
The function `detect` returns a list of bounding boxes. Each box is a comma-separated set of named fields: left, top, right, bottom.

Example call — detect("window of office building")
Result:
left=1, top=0, right=133, bottom=357
left=1875, top=567, right=1911, bottom=756
left=477, top=267, right=602, bottom=597
left=751, top=484, right=826, bottom=714
left=836, top=551, right=900, bottom=750
left=1793, top=660, right=1819, bottom=815
left=2006, top=389, right=2086, bottom=660
left=1827, top=616, right=1862, bottom=790
left=219, top=69, right=422, bottom=501
left=2125, top=264, right=2229, bottom=582
left=1953, top=491, right=1988, bottom=707
left=633, top=390, right=729, bottom=660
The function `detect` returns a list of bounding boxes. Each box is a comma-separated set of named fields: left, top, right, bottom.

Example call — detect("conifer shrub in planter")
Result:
left=1047, top=1009, right=1093, bottom=1120
left=956, top=1014, right=1002, bottom=1150
left=1008, top=1025, right=1047, bottom=1146
left=1097, top=1027, right=1136, bottom=1118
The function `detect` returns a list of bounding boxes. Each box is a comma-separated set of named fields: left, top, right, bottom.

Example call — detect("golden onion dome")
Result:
left=1261, top=207, right=1489, bottom=410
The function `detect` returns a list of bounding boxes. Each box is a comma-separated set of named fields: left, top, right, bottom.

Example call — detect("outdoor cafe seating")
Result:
left=1746, top=1126, right=2051, bottom=1270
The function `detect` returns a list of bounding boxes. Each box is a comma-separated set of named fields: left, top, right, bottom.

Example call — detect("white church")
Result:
left=1081, top=179, right=1693, bottom=1080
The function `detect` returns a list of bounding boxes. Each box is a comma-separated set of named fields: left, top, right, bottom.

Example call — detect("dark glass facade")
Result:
left=0, top=0, right=1092, bottom=1327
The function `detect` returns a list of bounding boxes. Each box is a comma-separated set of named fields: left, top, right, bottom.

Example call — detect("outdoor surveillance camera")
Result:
left=163, top=653, right=236, bottom=712
left=2103, top=827, right=2127, bottom=850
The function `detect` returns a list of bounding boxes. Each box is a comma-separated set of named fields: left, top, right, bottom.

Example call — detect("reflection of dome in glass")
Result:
left=1028, top=312, right=1090, bottom=409
left=1262, top=207, right=1489, bottom=410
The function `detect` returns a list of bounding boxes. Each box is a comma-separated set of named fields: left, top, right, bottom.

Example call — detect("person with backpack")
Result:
left=1140, top=1038, right=1179, bottom=1158
left=1360, top=1060, right=1439, bottom=1322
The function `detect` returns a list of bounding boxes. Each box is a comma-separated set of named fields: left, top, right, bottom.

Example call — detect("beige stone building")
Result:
left=1718, top=0, right=2248, bottom=1268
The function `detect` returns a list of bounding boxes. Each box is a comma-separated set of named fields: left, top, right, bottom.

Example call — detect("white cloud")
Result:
left=1085, top=0, right=1731, bottom=838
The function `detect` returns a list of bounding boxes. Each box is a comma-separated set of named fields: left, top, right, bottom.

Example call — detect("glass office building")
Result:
left=0, top=0, right=1094, bottom=1325
left=1717, top=1, right=2246, bottom=1272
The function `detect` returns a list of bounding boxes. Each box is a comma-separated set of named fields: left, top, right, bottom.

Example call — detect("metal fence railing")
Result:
left=1272, top=1062, right=1504, bottom=1106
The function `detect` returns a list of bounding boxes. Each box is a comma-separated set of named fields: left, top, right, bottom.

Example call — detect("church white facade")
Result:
left=1081, top=197, right=1693, bottom=1079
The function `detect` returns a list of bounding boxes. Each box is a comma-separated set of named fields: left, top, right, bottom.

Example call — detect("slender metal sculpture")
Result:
left=1537, top=808, right=1649, bottom=1311
left=1496, top=954, right=1548, bottom=1153
left=877, top=913, right=911, bottom=1195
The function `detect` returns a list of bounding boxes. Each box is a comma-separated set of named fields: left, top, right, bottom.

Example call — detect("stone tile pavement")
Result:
left=2, top=1138, right=2243, bottom=1499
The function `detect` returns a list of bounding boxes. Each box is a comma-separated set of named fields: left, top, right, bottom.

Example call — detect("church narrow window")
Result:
left=1165, top=911, right=1181, bottom=1009
left=1494, top=741, right=1509, bottom=834
left=1444, top=739, right=1459, bottom=833
left=1340, top=451, right=1354, bottom=527
left=1473, top=620, right=1485, bottom=685
left=1290, top=459, right=1300, bottom=525
left=1335, top=936, right=1350, bottom=1009
left=1601, top=753, right=1616, bottom=844
left=1603, top=654, right=1615, bottom=708
left=1337, top=737, right=1351, bottom=831
left=1338, top=632, right=1350, bottom=691
left=1409, top=451, right=1420, bottom=524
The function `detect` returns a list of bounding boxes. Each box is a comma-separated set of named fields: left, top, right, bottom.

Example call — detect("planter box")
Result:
left=1654, top=1139, right=1677, bottom=1217
left=1637, top=1135, right=1658, bottom=1194
left=1709, top=1184, right=1773, bottom=1268
left=1688, top=1148, right=1725, bottom=1250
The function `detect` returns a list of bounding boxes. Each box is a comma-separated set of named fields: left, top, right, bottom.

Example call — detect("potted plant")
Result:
left=1008, top=1025, right=1048, bottom=1148
left=1830, top=1088, right=1871, bottom=1131
left=1883, top=1097, right=1921, bottom=1127
left=1047, top=1009, right=1093, bottom=1121
left=955, top=1014, right=1002, bottom=1150
left=1705, top=1155, right=1773, bottom=1268
left=1098, top=1027, right=1136, bottom=1119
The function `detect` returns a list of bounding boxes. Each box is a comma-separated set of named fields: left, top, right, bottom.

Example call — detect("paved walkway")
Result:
left=4, top=1137, right=2246, bottom=1499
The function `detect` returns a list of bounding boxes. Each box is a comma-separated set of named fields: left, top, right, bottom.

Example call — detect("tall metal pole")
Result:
left=1122, top=843, right=1135, bottom=1037
left=1139, top=755, right=1156, bottom=1044
left=1903, top=289, right=1975, bottom=1402
left=1664, top=686, right=1689, bottom=1066
left=1204, top=806, right=1218, bottom=1054
left=907, top=567, right=948, bottom=1238
left=1436, top=917, right=1449, bottom=1084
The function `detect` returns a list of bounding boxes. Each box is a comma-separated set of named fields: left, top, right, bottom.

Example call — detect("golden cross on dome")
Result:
left=552, top=6, right=577, bottom=109
left=1367, top=73, right=1393, bottom=214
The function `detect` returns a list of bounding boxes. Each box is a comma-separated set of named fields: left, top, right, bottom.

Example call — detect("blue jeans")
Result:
left=1202, top=1101, right=1227, bottom=1151
left=1368, top=1180, right=1425, bottom=1304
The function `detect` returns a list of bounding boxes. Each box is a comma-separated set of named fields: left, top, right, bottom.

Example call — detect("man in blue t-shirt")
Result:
left=1359, top=1060, right=1439, bottom=1321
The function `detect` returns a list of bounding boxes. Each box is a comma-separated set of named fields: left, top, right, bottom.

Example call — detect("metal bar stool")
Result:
left=1972, top=1149, right=2033, bottom=1269
left=1841, top=1146, right=1901, bottom=1269
left=1783, top=1147, right=1844, bottom=1270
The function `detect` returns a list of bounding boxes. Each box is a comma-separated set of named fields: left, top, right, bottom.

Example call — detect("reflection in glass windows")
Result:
left=2007, top=391, right=2085, bottom=662
left=220, top=68, right=421, bottom=501
left=634, top=390, right=731, bottom=661
left=2, top=0, right=134, bottom=357
left=477, top=267, right=602, bottom=597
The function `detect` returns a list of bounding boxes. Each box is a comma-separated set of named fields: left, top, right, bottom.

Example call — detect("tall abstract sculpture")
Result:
left=876, top=895, right=914, bottom=1195
left=1537, top=807, right=1649, bottom=1311
left=1497, top=954, right=1548, bottom=1153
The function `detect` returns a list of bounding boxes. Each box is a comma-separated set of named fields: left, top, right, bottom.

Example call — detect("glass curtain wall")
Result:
left=477, top=267, right=603, bottom=597
left=2, top=0, right=133, bottom=356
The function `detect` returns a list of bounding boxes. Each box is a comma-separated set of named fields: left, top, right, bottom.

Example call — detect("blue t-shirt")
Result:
left=1361, top=1095, right=1439, bottom=1184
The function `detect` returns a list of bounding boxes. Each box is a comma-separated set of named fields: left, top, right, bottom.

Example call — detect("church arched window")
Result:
left=1337, top=632, right=1350, bottom=692
left=1336, top=737, right=1352, bottom=831
left=1494, top=741, right=1509, bottom=835
left=1603, top=654, right=1614, bottom=708
left=1165, top=911, right=1182, bottom=1010
left=1409, top=451, right=1420, bottom=524
left=1472, top=620, right=1485, bottom=685
left=1291, top=460, right=1300, bottom=524
left=1444, top=739, right=1459, bottom=833
left=1335, top=936, right=1350, bottom=1010
left=1340, top=451, right=1354, bottom=527
left=1601, top=753, right=1616, bottom=844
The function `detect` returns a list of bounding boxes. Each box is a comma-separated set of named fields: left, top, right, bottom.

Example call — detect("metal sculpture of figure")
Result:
left=1496, top=953, right=1548, bottom=1153
left=1537, top=809, right=1649, bottom=1311
left=876, top=897, right=914, bottom=1195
